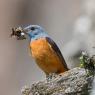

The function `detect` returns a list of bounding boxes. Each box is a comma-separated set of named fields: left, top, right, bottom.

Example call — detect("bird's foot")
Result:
left=46, top=73, right=58, bottom=82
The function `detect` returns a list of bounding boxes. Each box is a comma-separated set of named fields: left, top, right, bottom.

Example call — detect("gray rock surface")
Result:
left=21, top=67, right=94, bottom=95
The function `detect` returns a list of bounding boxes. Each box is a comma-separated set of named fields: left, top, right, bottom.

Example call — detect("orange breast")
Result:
left=30, top=38, right=67, bottom=74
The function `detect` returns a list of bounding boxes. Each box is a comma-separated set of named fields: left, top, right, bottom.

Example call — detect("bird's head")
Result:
left=11, top=25, right=48, bottom=40
left=23, top=25, right=48, bottom=40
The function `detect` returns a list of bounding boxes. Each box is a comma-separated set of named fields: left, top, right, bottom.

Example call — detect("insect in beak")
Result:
left=11, top=27, right=26, bottom=40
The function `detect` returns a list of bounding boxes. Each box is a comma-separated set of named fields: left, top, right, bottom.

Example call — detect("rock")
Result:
left=21, top=67, right=94, bottom=95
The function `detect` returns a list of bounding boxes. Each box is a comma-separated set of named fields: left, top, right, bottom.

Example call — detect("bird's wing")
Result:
left=46, top=37, right=68, bottom=70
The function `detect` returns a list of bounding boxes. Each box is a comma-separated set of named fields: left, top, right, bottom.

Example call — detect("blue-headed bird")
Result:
left=22, top=25, right=69, bottom=75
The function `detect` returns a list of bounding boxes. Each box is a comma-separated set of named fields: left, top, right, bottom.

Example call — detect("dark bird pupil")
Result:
left=31, top=27, right=35, bottom=30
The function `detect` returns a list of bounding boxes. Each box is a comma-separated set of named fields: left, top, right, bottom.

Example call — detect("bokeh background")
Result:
left=1, top=0, right=95, bottom=95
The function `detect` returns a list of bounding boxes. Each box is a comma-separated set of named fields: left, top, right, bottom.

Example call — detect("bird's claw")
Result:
left=46, top=73, right=58, bottom=82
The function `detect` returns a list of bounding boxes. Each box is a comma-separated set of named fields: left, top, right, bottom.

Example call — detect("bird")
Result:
left=23, top=25, right=69, bottom=76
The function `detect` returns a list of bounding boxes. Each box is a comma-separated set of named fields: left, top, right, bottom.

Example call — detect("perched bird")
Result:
left=16, top=25, right=69, bottom=75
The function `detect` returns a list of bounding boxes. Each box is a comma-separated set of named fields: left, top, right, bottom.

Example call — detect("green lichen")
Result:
left=79, top=52, right=95, bottom=76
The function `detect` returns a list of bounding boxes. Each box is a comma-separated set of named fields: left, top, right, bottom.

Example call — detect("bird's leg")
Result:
left=46, top=73, right=58, bottom=82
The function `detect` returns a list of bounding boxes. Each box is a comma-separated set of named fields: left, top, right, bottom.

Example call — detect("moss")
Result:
left=79, top=52, right=95, bottom=76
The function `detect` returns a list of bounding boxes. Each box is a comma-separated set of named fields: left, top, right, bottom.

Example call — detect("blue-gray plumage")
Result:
left=24, top=25, right=49, bottom=41
left=24, top=25, right=69, bottom=74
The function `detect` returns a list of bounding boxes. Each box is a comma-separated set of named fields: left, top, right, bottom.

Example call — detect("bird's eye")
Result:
left=30, top=27, right=35, bottom=30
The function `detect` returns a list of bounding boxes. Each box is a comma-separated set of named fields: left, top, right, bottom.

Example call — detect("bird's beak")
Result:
left=23, top=26, right=32, bottom=34
left=22, top=29, right=27, bottom=34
